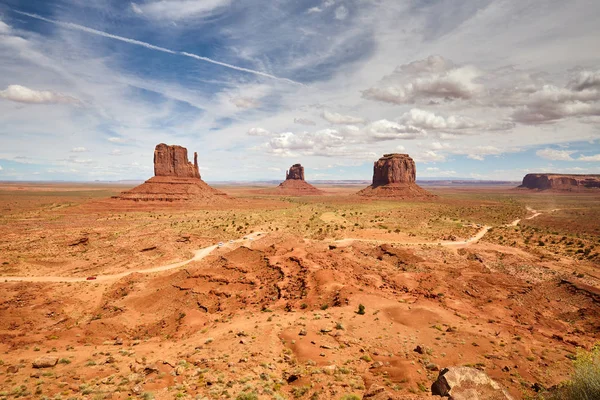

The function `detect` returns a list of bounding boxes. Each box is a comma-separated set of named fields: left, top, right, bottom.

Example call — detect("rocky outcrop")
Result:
left=256, top=163, right=324, bottom=196
left=154, top=143, right=200, bottom=179
left=519, top=174, right=600, bottom=191
left=431, top=367, right=513, bottom=400
left=286, top=164, right=305, bottom=180
left=115, top=144, right=228, bottom=202
left=372, top=153, right=416, bottom=186
left=32, top=356, right=58, bottom=368
left=358, top=154, right=434, bottom=199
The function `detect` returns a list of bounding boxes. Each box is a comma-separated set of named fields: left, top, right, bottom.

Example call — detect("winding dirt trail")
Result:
left=335, top=207, right=552, bottom=248
left=1, top=232, right=264, bottom=284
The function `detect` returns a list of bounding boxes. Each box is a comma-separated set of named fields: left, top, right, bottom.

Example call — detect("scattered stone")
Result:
left=114, top=337, right=124, bottom=346
left=322, top=365, right=337, bottom=375
left=370, top=361, right=384, bottom=369
left=32, top=356, right=58, bottom=368
left=431, top=366, right=514, bottom=399
left=6, top=365, right=19, bottom=374
left=69, top=237, right=89, bottom=246
left=175, top=366, right=185, bottom=376
left=131, top=384, right=143, bottom=395
left=363, top=384, right=394, bottom=400
left=299, top=329, right=307, bottom=336
left=414, top=345, right=425, bottom=354
left=426, top=363, right=440, bottom=371
left=320, top=327, right=332, bottom=333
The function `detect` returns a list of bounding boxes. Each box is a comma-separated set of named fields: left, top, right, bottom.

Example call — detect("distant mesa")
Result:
left=357, top=153, right=434, bottom=198
left=256, top=163, right=324, bottom=196
left=115, top=143, right=228, bottom=202
left=518, top=173, right=600, bottom=191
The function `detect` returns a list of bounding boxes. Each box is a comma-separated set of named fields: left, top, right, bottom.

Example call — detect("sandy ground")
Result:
left=0, top=184, right=598, bottom=400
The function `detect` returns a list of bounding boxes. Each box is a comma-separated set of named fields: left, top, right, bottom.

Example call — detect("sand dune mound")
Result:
left=114, top=143, right=229, bottom=202
left=358, top=153, right=434, bottom=199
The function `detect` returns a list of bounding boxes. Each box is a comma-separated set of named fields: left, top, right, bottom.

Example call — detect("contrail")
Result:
left=14, top=10, right=303, bottom=86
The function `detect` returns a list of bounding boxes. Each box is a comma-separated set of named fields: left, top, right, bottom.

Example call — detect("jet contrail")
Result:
left=14, top=10, right=303, bottom=86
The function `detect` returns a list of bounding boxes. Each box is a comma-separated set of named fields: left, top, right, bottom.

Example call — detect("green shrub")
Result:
left=357, top=304, right=365, bottom=315
left=236, top=392, right=258, bottom=400
left=339, top=395, right=360, bottom=400
left=546, top=344, right=600, bottom=399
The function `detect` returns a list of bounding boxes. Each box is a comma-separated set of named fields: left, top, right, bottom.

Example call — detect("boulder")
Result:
left=518, top=173, right=600, bottom=191
left=32, top=356, right=58, bottom=368
left=431, top=366, right=513, bottom=400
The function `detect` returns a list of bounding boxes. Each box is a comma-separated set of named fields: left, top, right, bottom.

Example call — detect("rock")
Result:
left=322, top=365, right=337, bottom=375
left=256, top=163, right=324, bottom=196
left=431, top=366, right=514, bottom=399
left=358, top=154, right=434, bottom=199
left=370, top=361, right=384, bottom=369
left=69, top=237, right=89, bottom=246
left=363, top=384, right=395, bottom=400
left=6, top=365, right=19, bottom=374
left=131, top=384, right=143, bottom=395
left=519, top=173, right=600, bottom=191
left=114, top=337, right=123, bottom=346
left=32, top=356, right=58, bottom=368
left=299, top=329, right=307, bottom=336
left=286, top=164, right=305, bottom=180
left=154, top=143, right=200, bottom=179
left=114, top=143, right=229, bottom=202
left=414, top=345, right=426, bottom=354
left=426, top=363, right=439, bottom=371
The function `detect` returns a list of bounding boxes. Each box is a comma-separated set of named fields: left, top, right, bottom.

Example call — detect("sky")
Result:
left=0, top=0, right=599, bottom=182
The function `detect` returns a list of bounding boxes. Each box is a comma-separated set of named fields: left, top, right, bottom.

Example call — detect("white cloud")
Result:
left=536, top=148, right=575, bottom=161
left=108, top=137, right=126, bottom=143
left=294, top=118, right=316, bottom=126
left=413, top=151, right=446, bottom=163
left=399, top=108, right=479, bottom=130
left=130, top=2, right=143, bottom=14
left=362, top=56, right=482, bottom=104
left=578, top=154, right=600, bottom=162
left=568, top=70, right=600, bottom=92
left=71, top=147, right=88, bottom=153
left=0, top=85, right=79, bottom=105
left=230, top=97, right=260, bottom=108
left=466, top=146, right=504, bottom=161
left=0, top=19, right=10, bottom=34
left=0, top=165, right=3, bottom=171
left=334, top=6, right=349, bottom=20
left=130, top=0, right=231, bottom=21
left=307, top=7, right=322, bottom=14
left=247, top=127, right=271, bottom=137
left=110, top=149, right=123, bottom=156
left=322, top=110, right=366, bottom=125
left=365, top=119, right=424, bottom=140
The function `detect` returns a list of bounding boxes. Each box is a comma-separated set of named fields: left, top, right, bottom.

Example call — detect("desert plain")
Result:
left=0, top=182, right=599, bottom=400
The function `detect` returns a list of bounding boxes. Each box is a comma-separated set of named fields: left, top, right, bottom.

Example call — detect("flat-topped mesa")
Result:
left=519, top=173, right=600, bottom=191
left=372, top=153, right=416, bottom=186
left=154, top=143, right=200, bottom=179
left=358, top=153, right=433, bottom=199
left=286, top=164, right=305, bottom=180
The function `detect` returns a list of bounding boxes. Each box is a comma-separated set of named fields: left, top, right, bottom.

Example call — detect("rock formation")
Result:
left=431, top=366, right=514, bottom=399
left=115, top=143, right=228, bottom=202
left=358, top=153, right=434, bottom=198
left=256, top=163, right=324, bottom=196
left=518, top=173, right=600, bottom=191
left=286, top=164, right=305, bottom=180
left=153, top=143, right=200, bottom=179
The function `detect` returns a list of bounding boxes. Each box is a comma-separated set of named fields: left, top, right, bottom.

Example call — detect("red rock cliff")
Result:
left=286, top=164, right=305, bottom=180
left=372, top=153, right=416, bottom=186
left=153, top=143, right=200, bottom=179
left=519, top=174, right=600, bottom=191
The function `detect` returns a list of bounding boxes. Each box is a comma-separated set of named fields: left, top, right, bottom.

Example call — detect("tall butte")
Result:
left=257, top=163, right=324, bottom=195
left=357, top=153, right=434, bottom=198
left=115, top=143, right=227, bottom=202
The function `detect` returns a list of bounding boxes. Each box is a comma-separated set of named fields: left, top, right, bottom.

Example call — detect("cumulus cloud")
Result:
left=512, top=83, right=600, bottom=124
left=110, top=149, right=123, bottom=156
left=399, top=108, right=479, bottom=130
left=247, top=127, right=271, bottom=136
left=130, top=0, right=231, bottom=21
left=413, top=151, right=446, bottom=162
left=568, top=70, right=600, bottom=92
left=294, top=118, right=316, bottom=126
left=0, top=85, right=79, bottom=105
left=230, top=96, right=260, bottom=108
left=307, top=6, right=322, bottom=14
left=322, top=110, right=366, bottom=125
left=365, top=119, right=424, bottom=140
left=71, top=147, right=88, bottom=153
left=108, top=137, right=127, bottom=143
left=0, top=19, right=10, bottom=34
left=362, top=56, right=482, bottom=104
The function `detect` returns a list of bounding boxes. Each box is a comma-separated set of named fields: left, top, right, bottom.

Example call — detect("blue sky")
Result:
left=0, top=0, right=599, bottom=182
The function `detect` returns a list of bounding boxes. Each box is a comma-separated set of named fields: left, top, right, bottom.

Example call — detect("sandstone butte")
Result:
left=115, top=143, right=228, bottom=202
left=257, top=163, right=324, bottom=196
left=518, top=173, right=600, bottom=191
left=357, top=153, right=434, bottom=198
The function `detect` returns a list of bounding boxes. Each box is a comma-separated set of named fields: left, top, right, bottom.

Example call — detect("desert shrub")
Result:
left=357, top=304, right=365, bottom=315
left=545, top=344, right=600, bottom=399
left=339, top=395, right=360, bottom=400
left=236, top=392, right=258, bottom=400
